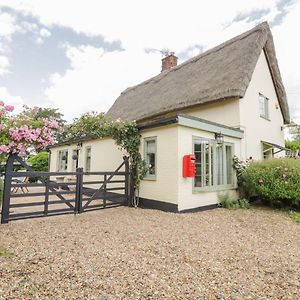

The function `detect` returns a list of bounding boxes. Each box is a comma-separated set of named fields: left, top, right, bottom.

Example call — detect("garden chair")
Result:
left=11, top=170, right=29, bottom=193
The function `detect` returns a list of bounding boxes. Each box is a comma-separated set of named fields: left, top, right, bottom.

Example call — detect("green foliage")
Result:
left=27, top=151, right=49, bottom=171
left=285, top=140, right=300, bottom=151
left=232, top=155, right=251, bottom=185
left=289, top=210, right=300, bottom=223
left=243, top=159, right=300, bottom=208
left=238, top=198, right=250, bottom=209
left=0, top=247, right=14, bottom=258
left=218, top=192, right=250, bottom=209
left=65, top=112, right=147, bottom=187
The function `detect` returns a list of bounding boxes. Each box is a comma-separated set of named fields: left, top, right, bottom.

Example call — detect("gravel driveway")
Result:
left=0, top=206, right=299, bottom=299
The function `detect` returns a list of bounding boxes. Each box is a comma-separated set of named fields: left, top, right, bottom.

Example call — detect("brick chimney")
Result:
left=161, top=52, right=177, bottom=72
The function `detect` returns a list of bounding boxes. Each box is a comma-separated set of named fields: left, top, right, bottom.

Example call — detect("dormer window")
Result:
left=259, top=93, right=269, bottom=120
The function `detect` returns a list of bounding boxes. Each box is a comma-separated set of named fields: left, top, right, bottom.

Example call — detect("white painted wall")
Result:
left=177, top=125, right=240, bottom=211
left=49, top=138, right=125, bottom=172
left=183, top=98, right=240, bottom=128
left=139, top=125, right=179, bottom=205
left=49, top=138, right=126, bottom=191
left=239, top=50, right=285, bottom=160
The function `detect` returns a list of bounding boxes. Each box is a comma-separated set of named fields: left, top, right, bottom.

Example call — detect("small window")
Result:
left=144, top=137, right=157, bottom=179
left=58, top=150, right=68, bottom=171
left=259, top=93, right=269, bottom=119
left=72, top=149, right=78, bottom=171
left=85, top=147, right=91, bottom=172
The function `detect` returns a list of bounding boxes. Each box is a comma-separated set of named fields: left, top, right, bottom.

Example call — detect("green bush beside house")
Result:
left=242, top=158, right=300, bottom=209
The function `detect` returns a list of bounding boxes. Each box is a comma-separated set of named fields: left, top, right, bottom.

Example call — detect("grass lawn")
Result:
left=0, top=206, right=299, bottom=299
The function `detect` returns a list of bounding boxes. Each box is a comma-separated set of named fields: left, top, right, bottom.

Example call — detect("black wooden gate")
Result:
left=1, top=155, right=131, bottom=224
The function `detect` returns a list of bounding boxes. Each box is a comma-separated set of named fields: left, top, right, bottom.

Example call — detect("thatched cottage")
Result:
left=49, top=22, right=290, bottom=212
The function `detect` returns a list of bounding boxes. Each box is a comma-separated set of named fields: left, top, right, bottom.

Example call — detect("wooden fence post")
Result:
left=103, top=174, right=107, bottom=208
left=123, top=156, right=131, bottom=207
left=1, top=154, right=15, bottom=224
left=75, top=167, right=83, bottom=214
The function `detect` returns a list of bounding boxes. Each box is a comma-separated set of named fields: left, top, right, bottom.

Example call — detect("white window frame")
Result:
left=259, top=93, right=270, bottom=120
left=144, top=137, right=157, bottom=180
left=85, top=146, right=92, bottom=172
left=57, top=149, right=69, bottom=172
left=193, top=137, right=234, bottom=192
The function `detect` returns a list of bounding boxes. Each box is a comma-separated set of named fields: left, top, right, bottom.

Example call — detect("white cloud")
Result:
left=0, top=86, right=24, bottom=113
left=0, top=11, right=18, bottom=39
left=44, top=44, right=161, bottom=121
left=1, top=0, right=299, bottom=123
left=40, top=27, right=51, bottom=37
left=0, top=55, right=10, bottom=75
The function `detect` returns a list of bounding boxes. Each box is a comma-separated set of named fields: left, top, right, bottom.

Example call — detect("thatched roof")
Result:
left=107, top=22, right=290, bottom=124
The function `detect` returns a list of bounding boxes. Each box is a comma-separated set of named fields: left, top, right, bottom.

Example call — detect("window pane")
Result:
left=225, top=145, right=233, bottom=184
left=58, top=150, right=68, bottom=171
left=145, top=138, right=156, bottom=176
left=259, top=94, right=269, bottom=118
left=86, top=147, right=91, bottom=172
left=72, top=150, right=77, bottom=171
left=194, top=140, right=211, bottom=188
left=216, top=144, right=224, bottom=185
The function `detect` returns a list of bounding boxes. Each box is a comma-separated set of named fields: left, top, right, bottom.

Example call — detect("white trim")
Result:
left=178, top=115, right=244, bottom=139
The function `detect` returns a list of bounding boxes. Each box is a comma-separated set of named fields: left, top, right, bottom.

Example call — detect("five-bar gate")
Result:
left=1, top=154, right=131, bottom=223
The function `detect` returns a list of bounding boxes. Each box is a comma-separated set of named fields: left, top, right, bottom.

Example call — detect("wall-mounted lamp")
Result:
left=215, top=132, right=224, bottom=144
left=76, top=142, right=82, bottom=151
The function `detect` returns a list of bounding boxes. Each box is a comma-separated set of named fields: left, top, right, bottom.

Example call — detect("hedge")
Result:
left=242, top=158, right=300, bottom=208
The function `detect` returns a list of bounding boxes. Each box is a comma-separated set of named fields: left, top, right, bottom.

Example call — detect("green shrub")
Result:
left=218, top=192, right=250, bottom=209
left=238, top=198, right=250, bottom=209
left=27, top=151, right=49, bottom=172
left=289, top=211, right=300, bottom=223
left=243, top=158, right=300, bottom=208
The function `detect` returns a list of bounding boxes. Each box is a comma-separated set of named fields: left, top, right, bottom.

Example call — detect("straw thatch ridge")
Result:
left=107, top=22, right=290, bottom=124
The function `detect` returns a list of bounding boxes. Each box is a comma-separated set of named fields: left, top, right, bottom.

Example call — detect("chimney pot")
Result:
left=161, top=53, right=177, bottom=72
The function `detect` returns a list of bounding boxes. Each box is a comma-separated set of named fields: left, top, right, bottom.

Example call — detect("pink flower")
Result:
left=0, top=124, right=5, bottom=131
left=4, top=105, right=14, bottom=112
left=33, top=106, right=40, bottom=113
left=0, top=145, right=10, bottom=154
left=0, top=100, right=4, bottom=106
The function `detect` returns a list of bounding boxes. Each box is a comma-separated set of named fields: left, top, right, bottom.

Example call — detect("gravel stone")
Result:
left=0, top=206, right=299, bottom=299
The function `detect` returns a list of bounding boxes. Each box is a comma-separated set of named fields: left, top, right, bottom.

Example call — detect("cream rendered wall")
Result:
left=49, top=138, right=125, bottom=191
left=240, top=50, right=285, bottom=160
left=49, top=138, right=125, bottom=173
left=183, top=98, right=240, bottom=128
left=140, top=125, right=178, bottom=205
left=177, top=125, right=240, bottom=211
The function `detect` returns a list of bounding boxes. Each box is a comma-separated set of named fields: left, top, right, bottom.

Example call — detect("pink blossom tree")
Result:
left=0, top=101, right=62, bottom=160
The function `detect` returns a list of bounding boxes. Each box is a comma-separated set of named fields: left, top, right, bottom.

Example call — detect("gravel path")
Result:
left=0, top=206, right=299, bottom=299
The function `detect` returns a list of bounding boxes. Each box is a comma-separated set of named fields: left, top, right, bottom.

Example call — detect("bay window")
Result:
left=193, top=138, right=234, bottom=189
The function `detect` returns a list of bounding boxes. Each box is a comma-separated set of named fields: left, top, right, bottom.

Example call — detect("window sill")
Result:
left=260, top=115, right=271, bottom=121
left=193, top=185, right=236, bottom=193
left=143, top=176, right=157, bottom=181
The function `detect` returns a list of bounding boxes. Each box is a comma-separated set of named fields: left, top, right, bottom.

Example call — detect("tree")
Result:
left=0, top=101, right=63, bottom=161
left=27, top=151, right=49, bottom=172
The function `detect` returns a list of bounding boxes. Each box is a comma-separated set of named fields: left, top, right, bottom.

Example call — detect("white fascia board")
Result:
left=178, top=115, right=244, bottom=139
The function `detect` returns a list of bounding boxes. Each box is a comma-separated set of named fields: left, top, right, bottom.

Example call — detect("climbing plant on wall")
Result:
left=65, top=111, right=147, bottom=189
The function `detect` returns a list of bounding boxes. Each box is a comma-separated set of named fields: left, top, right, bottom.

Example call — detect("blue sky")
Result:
left=0, top=0, right=299, bottom=122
